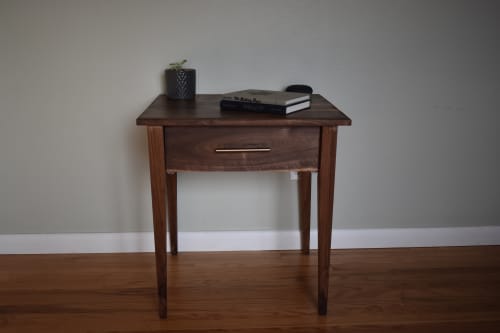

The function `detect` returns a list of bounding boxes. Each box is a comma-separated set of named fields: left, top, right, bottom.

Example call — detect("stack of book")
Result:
left=220, top=89, right=311, bottom=115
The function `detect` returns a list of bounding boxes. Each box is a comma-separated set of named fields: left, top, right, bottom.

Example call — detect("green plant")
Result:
left=168, top=59, right=187, bottom=70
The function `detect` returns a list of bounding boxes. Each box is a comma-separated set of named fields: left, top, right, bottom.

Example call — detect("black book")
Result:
left=222, top=89, right=310, bottom=106
left=220, top=99, right=311, bottom=115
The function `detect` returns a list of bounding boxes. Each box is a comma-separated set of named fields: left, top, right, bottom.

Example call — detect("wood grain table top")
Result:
left=136, top=94, right=352, bottom=127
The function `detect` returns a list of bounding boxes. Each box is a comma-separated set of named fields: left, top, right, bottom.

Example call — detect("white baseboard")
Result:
left=0, top=226, right=499, bottom=254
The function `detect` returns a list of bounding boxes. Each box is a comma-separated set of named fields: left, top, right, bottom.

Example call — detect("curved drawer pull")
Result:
left=215, top=147, right=271, bottom=153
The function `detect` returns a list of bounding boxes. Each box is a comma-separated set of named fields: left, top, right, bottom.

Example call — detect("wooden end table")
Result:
left=136, top=94, right=351, bottom=317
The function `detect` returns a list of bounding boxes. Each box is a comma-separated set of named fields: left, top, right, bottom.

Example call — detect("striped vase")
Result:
left=166, top=68, right=196, bottom=100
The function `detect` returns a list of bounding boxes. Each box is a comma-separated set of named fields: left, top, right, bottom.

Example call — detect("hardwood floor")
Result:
left=1, top=246, right=499, bottom=332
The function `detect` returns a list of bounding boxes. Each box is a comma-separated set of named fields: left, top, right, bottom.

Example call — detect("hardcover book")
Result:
left=221, top=89, right=310, bottom=106
left=220, top=99, right=311, bottom=115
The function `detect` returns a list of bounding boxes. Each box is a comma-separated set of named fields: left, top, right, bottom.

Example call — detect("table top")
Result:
left=136, top=94, right=351, bottom=127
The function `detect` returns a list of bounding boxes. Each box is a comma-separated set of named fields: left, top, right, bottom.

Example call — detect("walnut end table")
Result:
left=136, top=94, right=351, bottom=318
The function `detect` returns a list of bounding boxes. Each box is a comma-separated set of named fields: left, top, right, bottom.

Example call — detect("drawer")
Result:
left=164, top=127, right=319, bottom=172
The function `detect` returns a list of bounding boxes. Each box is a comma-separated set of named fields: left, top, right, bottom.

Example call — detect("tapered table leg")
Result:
left=298, top=171, right=312, bottom=255
left=317, top=126, right=338, bottom=315
left=166, top=172, right=178, bottom=255
left=147, top=126, right=167, bottom=318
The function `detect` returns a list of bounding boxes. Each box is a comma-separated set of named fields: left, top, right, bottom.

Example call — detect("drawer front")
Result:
left=165, top=127, right=319, bottom=172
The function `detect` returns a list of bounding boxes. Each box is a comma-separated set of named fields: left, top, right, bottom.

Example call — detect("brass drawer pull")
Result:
left=215, top=147, right=271, bottom=153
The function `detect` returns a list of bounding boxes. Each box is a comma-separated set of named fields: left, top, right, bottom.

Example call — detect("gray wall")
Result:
left=1, top=0, right=499, bottom=234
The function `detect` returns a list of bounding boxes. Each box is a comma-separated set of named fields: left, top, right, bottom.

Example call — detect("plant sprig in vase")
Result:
left=168, top=59, right=187, bottom=70
left=165, top=59, right=196, bottom=100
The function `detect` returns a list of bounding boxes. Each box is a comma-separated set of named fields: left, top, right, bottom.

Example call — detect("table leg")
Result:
left=166, top=172, right=178, bottom=255
left=317, top=126, right=337, bottom=315
left=147, top=126, right=167, bottom=318
left=298, top=171, right=311, bottom=254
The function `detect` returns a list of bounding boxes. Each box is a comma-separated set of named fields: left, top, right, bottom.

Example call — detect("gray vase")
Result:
left=165, top=68, right=196, bottom=100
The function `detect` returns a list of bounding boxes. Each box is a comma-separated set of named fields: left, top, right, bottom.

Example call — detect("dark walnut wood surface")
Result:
left=136, top=94, right=352, bottom=127
left=137, top=93, right=351, bottom=317
left=165, top=126, right=320, bottom=172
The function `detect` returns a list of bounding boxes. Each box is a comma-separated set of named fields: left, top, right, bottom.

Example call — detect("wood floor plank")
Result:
left=1, top=247, right=499, bottom=332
